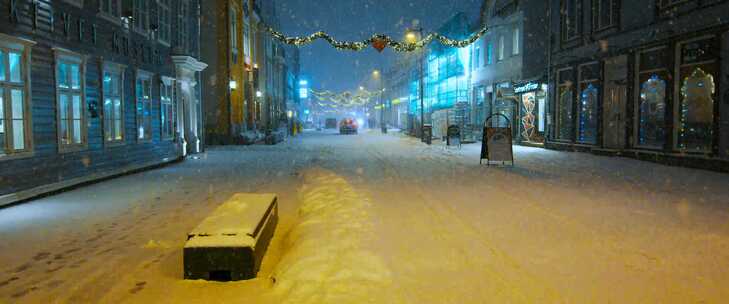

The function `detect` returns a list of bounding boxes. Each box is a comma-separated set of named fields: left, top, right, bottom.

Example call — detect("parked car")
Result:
left=339, top=118, right=358, bottom=135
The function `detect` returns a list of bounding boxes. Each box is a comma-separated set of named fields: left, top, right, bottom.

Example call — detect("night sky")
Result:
left=275, top=0, right=482, bottom=92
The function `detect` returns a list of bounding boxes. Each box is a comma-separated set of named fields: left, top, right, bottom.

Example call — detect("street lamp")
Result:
left=372, top=69, right=387, bottom=133
left=406, top=27, right=426, bottom=142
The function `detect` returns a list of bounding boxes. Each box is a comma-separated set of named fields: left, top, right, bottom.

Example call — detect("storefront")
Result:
left=633, top=35, right=720, bottom=155
left=513, top=80, right=547, bottom=145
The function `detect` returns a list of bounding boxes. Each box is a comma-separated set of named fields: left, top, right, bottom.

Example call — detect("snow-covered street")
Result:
left=2, top=130, right=729, bottom=303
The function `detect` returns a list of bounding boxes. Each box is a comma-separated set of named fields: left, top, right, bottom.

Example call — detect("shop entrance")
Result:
left=603, top=55, right=628, bottom=150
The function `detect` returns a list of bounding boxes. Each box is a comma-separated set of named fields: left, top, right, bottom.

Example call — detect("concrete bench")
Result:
left=184, top=193, right=278, bottom=281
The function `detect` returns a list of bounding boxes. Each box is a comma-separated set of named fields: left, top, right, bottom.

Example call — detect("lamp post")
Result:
left=406, top=27, right=425, bottom=140
left=372, top=70, right=387, bottom=133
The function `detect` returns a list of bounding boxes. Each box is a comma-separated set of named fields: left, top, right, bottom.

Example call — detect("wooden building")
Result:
left=0, top=0, right=207, bottom=206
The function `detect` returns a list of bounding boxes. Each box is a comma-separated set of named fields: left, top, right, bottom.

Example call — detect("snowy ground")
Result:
left=1, top=130, right=729, bottom=303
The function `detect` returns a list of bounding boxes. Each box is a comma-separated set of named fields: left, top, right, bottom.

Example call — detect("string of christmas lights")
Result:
left=310, top=89, right=382, bottom=107
left=262, top=24, right=489, bottom=53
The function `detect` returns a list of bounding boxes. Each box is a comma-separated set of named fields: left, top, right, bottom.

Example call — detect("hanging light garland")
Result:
left=310, top=89, right=382, bottom=107
left=262, top=24, right=489, bottom=53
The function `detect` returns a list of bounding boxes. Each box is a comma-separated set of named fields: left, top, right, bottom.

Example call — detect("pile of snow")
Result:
left=268, top=168, right=392, bottom=303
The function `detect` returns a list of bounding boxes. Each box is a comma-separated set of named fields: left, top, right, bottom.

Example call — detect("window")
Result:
left=498, top=35, right=505, bottom=61
left=561, top=0, right=580, bottom=41
left=638, top=75, right=667, bottom=148
left=230, top=7, right=239, bottom=63
left=636, top=47, right=670, bottom=149
left=243, top=13, right=251, bottom=60
left=133, top=0, right=150, bottom=34
left=54, top=49, right=87, bottom=151
left=176, top=0, right=190, bottom=53
left=556, top=69, right=574, bottom=141
left=103, top=63, right=125, bottom=144
left=1, top=35, right=34, bottom=157
left=486, top=42, right=493, bottom=65
left=512, top=27, right=520, bottom=55
left=160, top=78, right=175, bottom=140
left=99, top=0, right=121, bottom=20
left=577, top=63, right=600, bottom=144
left=136, top=71, right=153, bottom=141
left=678, top=68, right=715, bottom=152
left=157, top=0, right=171, bottom=45
left=675, top=37, right=718, bottom=152
left=473, top=45, right=481, bottom=70
left=593, top=0, right=618, bottom=31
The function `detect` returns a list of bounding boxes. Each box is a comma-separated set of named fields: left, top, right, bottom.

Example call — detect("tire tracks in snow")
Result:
left=364, top=144, right=563, bottom=303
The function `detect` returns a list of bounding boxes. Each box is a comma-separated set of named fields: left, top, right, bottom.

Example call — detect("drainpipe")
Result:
left=545, top=0, right=553, bottom=143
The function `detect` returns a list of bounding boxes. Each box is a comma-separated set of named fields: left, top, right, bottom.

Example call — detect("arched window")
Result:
left=678, top=68, right=714, bottom=152
left=638, top=74, right=666, bottom=148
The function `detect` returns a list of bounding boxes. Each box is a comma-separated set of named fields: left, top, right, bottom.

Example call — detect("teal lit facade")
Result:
left=408, top=13, right=472, bottom=117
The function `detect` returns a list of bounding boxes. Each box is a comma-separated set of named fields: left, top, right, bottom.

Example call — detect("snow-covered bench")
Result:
left=183, top=193, right=278, bottom=281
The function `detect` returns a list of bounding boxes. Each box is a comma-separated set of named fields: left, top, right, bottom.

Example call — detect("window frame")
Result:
left=133, top=0, right=150, bottom=36
left=157, top=0, right=172, bottom=46
left=102, top=61, right=127, bottom=146
left=53, top=47, right=88, bottom=153
left=512, top=27, right=520, bottom=55
left=498, top=35, right=505, bottom=61
left=0, top=34, right=35, bottom=160
left=98, top=0, right=122, bottom=25
left=576, top=62, right=601, bottom=145
left=230, top=4, right=239, bottom=64
left=135, top=70, right=154, bottom=142
left=560, top=0, right=581, bottom=42
left=673, top=35, right=718, bottom=153
left=176, top=0, right=190, bottom=54
left=634, top=46, right=671, bottom=150
left=592, top=0, right=619, bottom=32
left=555, top=67, right=575, bottom=142
left=160, top=76, right=176, bottom=141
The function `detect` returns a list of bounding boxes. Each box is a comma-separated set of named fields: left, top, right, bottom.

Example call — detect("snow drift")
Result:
left=268, top=168, right=393, bottom=303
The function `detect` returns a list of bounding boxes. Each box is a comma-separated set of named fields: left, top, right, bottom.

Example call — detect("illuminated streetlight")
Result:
left=405, top=31, right=418, bottom=43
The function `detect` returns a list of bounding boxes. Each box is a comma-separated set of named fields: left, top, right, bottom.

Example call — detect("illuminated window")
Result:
left=136, top=71, right=153, bottom=141
left=638, top=75, right=667, bottom=148
left=103, top=62, right=125, bottom=144
left=498, top=35, right=505, bottom=61
left=1, top=36, right=34, bottom=157
left=161, top=79, right=175, bottom=140
left=512, top=27, right=520, bottom=55
left=55, top=48, right=87, bottom=151
left=678, top=68, right=714, bottom=152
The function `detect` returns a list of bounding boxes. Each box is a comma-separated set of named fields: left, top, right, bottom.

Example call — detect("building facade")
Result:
left=0, top=0, right=205, bottom=206
left=471, top=0, right=549, bottom=145
left=547, top=0, right=729, bottom=171
left=202, top=0, right=299, bottom=145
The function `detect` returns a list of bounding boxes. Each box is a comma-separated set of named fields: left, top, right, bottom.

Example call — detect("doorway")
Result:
left=603, top=55, right=628, bottom=149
